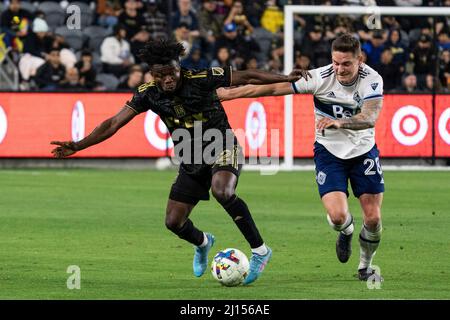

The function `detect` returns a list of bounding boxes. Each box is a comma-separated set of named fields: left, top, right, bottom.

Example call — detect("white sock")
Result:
left=358, top=223, right=382, bottom=270
left=251, top=243, right=268, bottom=256
left=327, top=213, right=354, bottom=235
left=198, top=233, right=208, bottom=247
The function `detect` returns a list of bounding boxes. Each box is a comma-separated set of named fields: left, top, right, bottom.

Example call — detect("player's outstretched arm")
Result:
left=231, top=69, right=310, bottom=86
left=217, top=82, right=295, bottom=101
left=51, top=106, right=137, bottom=158
left=316, top=98, right=383, bottom=131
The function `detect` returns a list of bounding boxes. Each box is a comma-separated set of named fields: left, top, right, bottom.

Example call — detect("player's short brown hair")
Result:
left=331, top=34, right=361, bottom=56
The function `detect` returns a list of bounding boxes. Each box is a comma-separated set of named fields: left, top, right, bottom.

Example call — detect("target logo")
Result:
left=0, top=105, right=7, bottom=144
left=438, top=107, right=450, bottom=145
left=391, top=105, right=428, bottom=146
left=245, top=102, right=267, bottom=150
left=71, top=101, right=85, bottom=142
left=144, top=111, right=173, bottom=150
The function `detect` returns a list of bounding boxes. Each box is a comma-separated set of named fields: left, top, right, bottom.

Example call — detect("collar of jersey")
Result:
left=338, top=74, right=359, bottom=87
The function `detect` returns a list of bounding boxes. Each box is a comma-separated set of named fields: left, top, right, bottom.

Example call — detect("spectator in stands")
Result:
left=198, top=0, right=223, bottom=60
left=438, top=30, right=450, bottom=51
left=210, top=46, right=234, bottom=69
left=244, top=56, right=258, bottom=70
left=181, top=46, right=209, bottom=70
left=300, top=24, right=331, bottom=68
left=377, top=48, right=402, bottom=92
left=174, top=22, right=195, bottom=58
left=260, top=0, right=284, bottom=35
left=118, top=0, right=150, bottom=61
left=215, top=22, right=260, bottom=70
left=34, top=47, right=66, bottom=91
left=118, top=0, right=145, bottom=40
left=439, top=49, right=450, bottom=90
left=385, top=28, right=408, bottom=71
left=171, top=0, right=200, bottom=38
left=142, top=0, right=169, bottom=40
left=97, top=0, right=121, bottom=33
left=75, top=50, right=97, bottom=89
left=52, top=34, right=77, bottom=70
left=22, top=18, right=53, bottom=58
left=396, top=73, right=421, bottom=93
left=100, top=24, right=134, bottom=78
left=422, top=73, right=445, bottom=93
left=224, top=0, right=254, bottom=36
left=19, top=17, right=52, bottom=84
left=117, top=65, right=143, bottom=91
left=198, top=0, right=224, bottom=40
left=0, top=0, right=33, bottom=39
left=362, top=30, right=386, bottom=71
left=410, top=34, right=436, bottom=81
left=60, top=67, right=85, bottom=91
left=294, top=53, right=312, bottom=70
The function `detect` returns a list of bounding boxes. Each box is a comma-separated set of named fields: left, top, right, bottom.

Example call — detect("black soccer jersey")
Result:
left=125, top=66, right=238, bottom=174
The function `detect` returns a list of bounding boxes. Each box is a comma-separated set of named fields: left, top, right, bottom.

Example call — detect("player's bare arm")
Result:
left=51, top=106, right=137, bottom=158
left=217, top=82, right=294, bottom=101
left=316, top=98, right=383, bottom=131
left=218, top=69, right=311, bottom=101
left=230, top=68, right=310, bottom=86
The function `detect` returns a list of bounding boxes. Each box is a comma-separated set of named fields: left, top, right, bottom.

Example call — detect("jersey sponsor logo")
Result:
left=317, top=171, right=326, bottom=185
left=144, top=111, right=174, bottom=150
left=211, top=67, right=224, bottom=76
left=371, top=83, right=379, bottom=91
left=245, top=101, right=267, bottom=150
left=314, top=97, right=354, bottom=119
left=438, top=107, right=450, bottom=145
left=0, top=105, right=7, bottom=144
left=391, top=105, right=428, bottom=146
left=326, top=91, right=336, bottom=98
left=71, top=101, right=85, bottom=142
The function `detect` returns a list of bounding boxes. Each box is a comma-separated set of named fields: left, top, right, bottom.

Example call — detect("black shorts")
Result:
left=169, top=146, right=243, bottom=205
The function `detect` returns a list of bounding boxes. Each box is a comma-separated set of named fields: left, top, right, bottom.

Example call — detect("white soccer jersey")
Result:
left=292, top=63, right=383, bottom=159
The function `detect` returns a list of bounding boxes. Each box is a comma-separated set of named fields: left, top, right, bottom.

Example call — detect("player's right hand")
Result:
left=288, top=69, right=311, bottom=82
left=50, top=141, right=78, bottom=158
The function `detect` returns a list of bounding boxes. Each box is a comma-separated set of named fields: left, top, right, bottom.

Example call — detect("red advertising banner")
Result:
left=436, top=95, right=450, bottom=157
left=0, top=93, right=448, bottom=158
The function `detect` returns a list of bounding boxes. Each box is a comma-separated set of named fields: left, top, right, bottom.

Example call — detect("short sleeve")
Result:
left=125, top=84, right=154, bottom=114
left=206, top=66, right=232, bottom=89
left=361, top=75, right=384, bottom=101
left=292, top=68, right=321, bottom=94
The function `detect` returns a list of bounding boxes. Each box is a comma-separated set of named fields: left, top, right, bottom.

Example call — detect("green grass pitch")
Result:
left=0, top=169, right=449, bottom=299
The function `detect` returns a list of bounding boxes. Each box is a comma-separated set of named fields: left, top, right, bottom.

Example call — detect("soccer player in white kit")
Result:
left=217, top=34, right=384, bottom=281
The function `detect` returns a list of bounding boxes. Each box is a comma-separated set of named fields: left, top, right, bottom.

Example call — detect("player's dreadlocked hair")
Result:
left=139, top=39, right=185, bottom=66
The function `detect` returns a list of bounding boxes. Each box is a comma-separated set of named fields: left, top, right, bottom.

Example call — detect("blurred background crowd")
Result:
left=0, top=0, right=449, bottom=92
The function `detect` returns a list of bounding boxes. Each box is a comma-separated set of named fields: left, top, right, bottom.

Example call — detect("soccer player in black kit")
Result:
left=51, top=40, right=306, bottom=285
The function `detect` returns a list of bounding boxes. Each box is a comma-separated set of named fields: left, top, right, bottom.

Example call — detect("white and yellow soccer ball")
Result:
left=211, top=248, right=250, bottom=287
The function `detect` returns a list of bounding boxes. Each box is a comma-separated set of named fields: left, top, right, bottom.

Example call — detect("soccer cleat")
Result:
left=243, top=247, right=272, bottom=285
left=358, top=267, right=384, bottom=282
left=336, top=232, right=353, bottom=263
left=193, top=233, right=215, bottom=277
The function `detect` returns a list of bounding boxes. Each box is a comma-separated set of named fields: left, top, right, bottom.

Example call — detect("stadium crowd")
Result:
left=0, top=0, right=449, bottom=92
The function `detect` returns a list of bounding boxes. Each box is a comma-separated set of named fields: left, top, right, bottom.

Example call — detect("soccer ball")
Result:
left=211, top=248, right=249, bottom=287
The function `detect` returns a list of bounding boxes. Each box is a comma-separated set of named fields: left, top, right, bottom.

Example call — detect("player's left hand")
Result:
left=316, top=117, right=341, bottom=130
left=288, top=69, right=311, bottom=82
